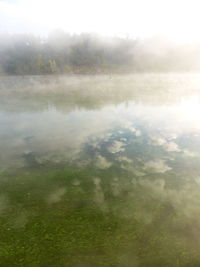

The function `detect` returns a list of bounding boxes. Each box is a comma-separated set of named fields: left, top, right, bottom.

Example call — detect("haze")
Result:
left=2, top=0, right=200, bottom=265
left=1, top=0, right=200, bottom=43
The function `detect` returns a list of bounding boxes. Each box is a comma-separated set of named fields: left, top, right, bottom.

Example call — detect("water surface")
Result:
left=1, top=74, right=200, bottom=266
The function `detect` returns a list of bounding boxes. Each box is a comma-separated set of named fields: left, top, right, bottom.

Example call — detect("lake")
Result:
left=1, top=73, right=200, bottom=266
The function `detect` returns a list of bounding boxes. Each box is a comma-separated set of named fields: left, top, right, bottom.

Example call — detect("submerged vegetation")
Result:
left=1, top=163, right=200, bottom=267
left=1, top=74, right=200, bottom=266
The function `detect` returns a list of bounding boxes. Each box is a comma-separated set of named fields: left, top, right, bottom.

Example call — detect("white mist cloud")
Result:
left=144, top=159, right=172, bottom=173
left=95, top=154, right=112, bottom=169
left=163, top=141, right=180, bottom=152
left=150, top=135, right=180, bottom=152
left=1, top=0, right=200, bottom=42
left=46, top=187, right=66, bottom=204
left=93, top=177, right=105, bottom=206
left=107, top=140, right=125, bottom=153
left=117, top=156, right=132, bottom=163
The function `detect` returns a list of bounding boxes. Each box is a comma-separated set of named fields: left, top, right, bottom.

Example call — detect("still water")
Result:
left=1, top=74, right=200, bottom=266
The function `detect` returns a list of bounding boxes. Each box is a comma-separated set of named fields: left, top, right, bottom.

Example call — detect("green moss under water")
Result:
left=0, top=166, right=199, bottom=267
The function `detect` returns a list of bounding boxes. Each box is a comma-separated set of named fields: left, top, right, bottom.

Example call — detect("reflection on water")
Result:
left=1, top=74, right=200, bottom=266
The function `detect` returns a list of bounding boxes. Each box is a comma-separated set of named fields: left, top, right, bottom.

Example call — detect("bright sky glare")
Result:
left=0, top=0, right=200, bottom=42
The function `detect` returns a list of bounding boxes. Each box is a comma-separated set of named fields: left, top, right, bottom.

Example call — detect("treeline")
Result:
left=1, top=30, right=200, bottom=75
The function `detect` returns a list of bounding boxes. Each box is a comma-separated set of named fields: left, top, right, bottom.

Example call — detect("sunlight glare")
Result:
left=1, top=0, right=200, bottom=42
left=179, top=96, right=200, bottom=120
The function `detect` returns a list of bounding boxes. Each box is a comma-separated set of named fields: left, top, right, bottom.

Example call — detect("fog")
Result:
left=1, top=0, right=200, bottom=43
left=2, top=0, right=200, bottom=266
left=2, top=70, right=200, bottom=267
left=1, top=0, right=200, bottom=74
left=2, top=32, right=200, bottom=74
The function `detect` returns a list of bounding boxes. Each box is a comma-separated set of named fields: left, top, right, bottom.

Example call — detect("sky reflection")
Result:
left=1, top=77, right=200, bottom=173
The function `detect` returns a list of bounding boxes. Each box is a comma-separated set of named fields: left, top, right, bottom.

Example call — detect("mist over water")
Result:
left=2, top=0, right=200, bottom=265
left=2, top=33, right=200, bottom=75
left=1, top=74, right=200, bottom=266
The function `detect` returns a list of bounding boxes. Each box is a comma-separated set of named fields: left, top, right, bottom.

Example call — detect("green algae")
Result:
left=0, top=165, right=200, bottom=267
left=1, top=74, right=200, bottom=266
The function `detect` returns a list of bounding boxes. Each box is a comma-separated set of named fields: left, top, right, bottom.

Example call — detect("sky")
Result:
left=0, top=0, right=200, bottom=42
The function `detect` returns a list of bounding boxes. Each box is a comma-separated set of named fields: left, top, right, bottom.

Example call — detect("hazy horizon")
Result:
left=1, top=0, right=200, bottom=43
left=2, top=1, right=200, bottom=266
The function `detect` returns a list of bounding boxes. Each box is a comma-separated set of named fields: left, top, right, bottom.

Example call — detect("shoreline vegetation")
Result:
left=1, top=69, right=199, bottom=77
left=1, top=31, right=200, bottom=75
left=1, top=70, right=200, bottom=77
left=0, top=65, right=138, bottom=76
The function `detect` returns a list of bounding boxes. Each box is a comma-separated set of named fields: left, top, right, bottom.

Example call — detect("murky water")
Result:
left=1, top=74, right=200, bottom=266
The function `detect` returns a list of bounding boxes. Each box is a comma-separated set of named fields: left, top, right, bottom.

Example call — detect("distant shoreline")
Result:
left=0, top=70, right=198, bottom=78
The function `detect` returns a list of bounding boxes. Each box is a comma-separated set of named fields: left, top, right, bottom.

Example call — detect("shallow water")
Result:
left=1, top=74, right=200, bottom=266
